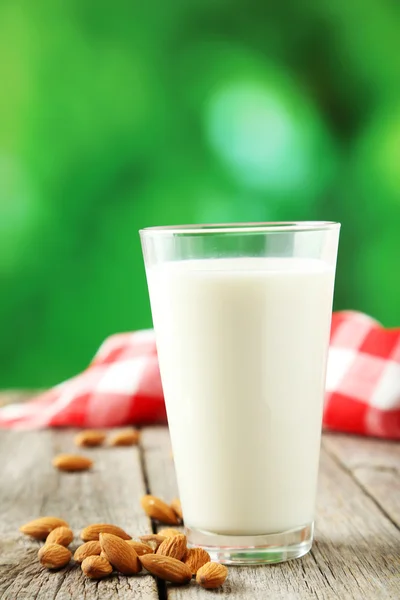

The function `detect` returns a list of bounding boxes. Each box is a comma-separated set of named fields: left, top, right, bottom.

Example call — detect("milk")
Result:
left=146, top=257, right=335, bottom=536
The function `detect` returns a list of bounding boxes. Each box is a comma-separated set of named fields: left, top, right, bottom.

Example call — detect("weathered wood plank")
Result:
left=141, top=427, right=177, bottom=502
left=349, top=466, right=400, bottom=528
left=141, top=427, right=400, bottom=600
left=323, top=433, right=400, bottom=470
left=323, top=433, right=400, bottom=528
left=0, top=391, right=39, bottom=407
left=140, top=428, right=184, bottom=537
left=0, top=429, right=158, bottom=600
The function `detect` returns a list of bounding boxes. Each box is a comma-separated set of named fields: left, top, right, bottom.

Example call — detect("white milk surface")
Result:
left=147, top=257, right=335, bottom=535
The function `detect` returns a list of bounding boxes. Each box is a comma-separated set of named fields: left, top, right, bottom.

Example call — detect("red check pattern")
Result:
left=0, top=312, right=399, bottom=438
left=0, top=331, right=167, bottom=429
left=324, top=311, right=400, bottom=438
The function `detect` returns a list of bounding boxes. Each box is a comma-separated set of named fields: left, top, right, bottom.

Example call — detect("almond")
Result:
left=81, top=555, right=113, bottom=579
left=74, top=541, right=102, bottom=563
left=100, top=533, right=140, bottom=575
left=46, top=526, right=74, bottom=547
left=140, top=554, right=192, bottom=584
left=74, top=430, right=106, bottom=447
left=81, top=523, right=131, bottom=541
left=183, top=547, right=211, bottom=575
left=38, top=543, right=72, bottom=569
left=52, top=454, right=93, bottom=472
left=156, top=534, right=187, bottom=561
left=109, top=429, right=140, bottom=446
left=139, top=534, right=166, bottom=550
left=141, top=495, right=179, bottom=525
left=196, top=562, right=228, bottom=588
left=170, top=498, right=183, bottom=521
left=158, top=528, right=182, bottom=538
left=126, top=540, right=154, bottom=556
left=20, top=517, right=69, bottom=540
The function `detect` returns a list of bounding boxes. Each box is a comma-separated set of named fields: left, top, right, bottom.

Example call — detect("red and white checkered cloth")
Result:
left=0, top=311, right=399, bottom=438
left=324, top=311, right=400, bottom=439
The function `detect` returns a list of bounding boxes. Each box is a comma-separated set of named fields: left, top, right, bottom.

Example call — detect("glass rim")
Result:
left=140, top=221, right=340, bottom=235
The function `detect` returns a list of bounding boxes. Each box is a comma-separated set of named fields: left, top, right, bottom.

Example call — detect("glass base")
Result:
left=186, top=522, right=313, bottom=565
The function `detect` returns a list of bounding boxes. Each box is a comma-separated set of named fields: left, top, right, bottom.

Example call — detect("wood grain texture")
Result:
left=141, top=427, right=400, bottom=600
left=0, top=429, right=158, bottom=600
left=323, top=433, right=400, bottom=528
left=323, top=433, right=400, bottom=470
left=0, top=405, right=399, bottom=600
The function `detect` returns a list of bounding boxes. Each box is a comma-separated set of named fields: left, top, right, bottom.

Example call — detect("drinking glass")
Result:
left=140, top=222, right=340, bottom=564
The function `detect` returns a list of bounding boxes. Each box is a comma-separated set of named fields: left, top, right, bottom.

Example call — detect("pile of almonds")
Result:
left=19, top=513, right=228, bottom=589
left=21, top=431, right=228, bottom=588
left=52, top=428, right=140, bottom=472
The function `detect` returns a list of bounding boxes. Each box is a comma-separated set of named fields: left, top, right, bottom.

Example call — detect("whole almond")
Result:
left=126, top=540, right=154, bottom=556
left=52, top=454, right=93, bottom=472
left=109, top=429, right=140, bottom=446
left=196, top=562, right=228, bottom=589
left=38, top=543, right=72, bottom=569
left=20, top=517, right=69, bottom=540
left=74, top=541, right=102, bottom=563
left=158, top=528, right=182, bottom=538
left=46, top=526, right=74, bottom=547
left=183, top=547, right=211, bottom=574
left=81, top=523, right=131, bottom=541
left=140, top=554, right=192, bottom=584
left=157, top=534, right=187, bottom=561
left=100, top=533, right=140, bottom=575
left=170, top=498, right=183, bottom=521
left=141, top=495, right=179, bottom=525
left=81, top=555, right=113, bottom=579
left=74, top=430, right=106, bottom=447
left=139, top=534, right=166, bottom=550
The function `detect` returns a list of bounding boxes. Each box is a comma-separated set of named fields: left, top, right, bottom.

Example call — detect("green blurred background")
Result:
left=1, top=0, right=399, bottom=388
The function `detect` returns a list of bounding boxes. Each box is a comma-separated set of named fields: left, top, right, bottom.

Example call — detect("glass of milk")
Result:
left=140, top=222, right=340, bottom=564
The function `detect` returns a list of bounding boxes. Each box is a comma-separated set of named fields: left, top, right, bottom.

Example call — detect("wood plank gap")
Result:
left=139, top=432, right=152, bottom=498
left=139, top=432, right=168, bottom=600
left=128, top=429, right=400, bottom=598
left=0, top=429, right=160, bottom=599
left=322, top=440, right=400, bottom=533
left=155, top=577, right=168, bottom=600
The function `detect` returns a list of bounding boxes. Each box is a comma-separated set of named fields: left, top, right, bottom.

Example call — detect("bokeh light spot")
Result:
left=206, top=82, right=314, bottom=193
left=0, top=155, right=38, bottom=273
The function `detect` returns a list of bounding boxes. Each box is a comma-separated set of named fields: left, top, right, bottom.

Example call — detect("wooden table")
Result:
left=0, top=393, right=399, bottom=599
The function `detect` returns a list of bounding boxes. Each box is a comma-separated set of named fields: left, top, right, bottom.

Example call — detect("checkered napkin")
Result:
left=324, top=311, right=400, bottom=438
left=0, top=311, right=399, bottom=438
left=0, top=331, right=167, bottom=429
